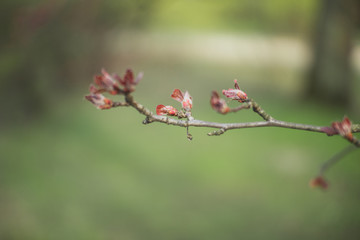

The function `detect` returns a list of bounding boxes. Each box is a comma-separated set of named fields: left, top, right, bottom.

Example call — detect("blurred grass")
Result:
left=1, top=82, right=359, bottom=239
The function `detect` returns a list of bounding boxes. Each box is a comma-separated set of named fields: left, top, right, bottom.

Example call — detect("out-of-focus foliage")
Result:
left=0, top=0, right=320, bottom=124
left=0, top=0, right=158, bottom=124
left=152, top=0, right=318, bottom=33
left=0, top=0, right=320, bottom=125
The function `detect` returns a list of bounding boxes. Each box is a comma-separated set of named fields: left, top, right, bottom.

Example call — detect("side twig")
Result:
left=319, top=145, right=357, bottom=176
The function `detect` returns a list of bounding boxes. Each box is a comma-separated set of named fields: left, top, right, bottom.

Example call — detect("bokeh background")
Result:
left=1, top=0, right=360, bottom=239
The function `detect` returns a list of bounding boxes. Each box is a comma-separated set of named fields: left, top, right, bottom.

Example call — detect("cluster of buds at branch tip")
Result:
left=93, top=68, right=143, bottom=94
left=309, top=176, right=328, bottom=190
left=321, top=116, right=353, bottom=141
left=210, top=91, right=230, bottom=114
left=85, top=85, right=113, bottom=109
left=222, top=79, right=248, bottom=103
left=85, top=68, right=143, bottom=109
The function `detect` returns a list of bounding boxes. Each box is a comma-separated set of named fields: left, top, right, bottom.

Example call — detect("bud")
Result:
left=114, top=69, right=143, bottom=93
left=222, top=79, right=248, bottom=102
left=85, top=91, right=113, bottom=110
left=156, top=105, right=178, bottom=116
left=210, top=91, right=230, bottom=114
left=94, top=68, right=121, bottom=95
left=171, top=89, right=193, bottom=111
left=332, top=117, right=353, bottom=141
left=309, top=176, right=328, bottom=190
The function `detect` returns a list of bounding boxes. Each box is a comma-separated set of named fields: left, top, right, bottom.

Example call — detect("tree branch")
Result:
left=124, top=93, right=359, bottom=136
left=85, top=68, right=359, bottom=189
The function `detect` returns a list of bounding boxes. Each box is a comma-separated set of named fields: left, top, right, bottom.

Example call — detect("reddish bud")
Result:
left=222, top=79, right=248, bottom=102
left=332, top=116, right=353, bottom=141
left=210, top=91, right=230, bottom=114
left=156, top=105, right=178, bottom=116
left=182, top=91, right=193, bottom=111
left=85, top=92, right=113, bottom=110
left=171, top=89, right=184, bottom=102
left=309, top=176, right=328, bottom=190
left=94, top=68, right=121, bottom=95
left=322, top=116, right=353, bottom=141
left=171, top=89, right=193, bottom=111
left=114, top=69, right=143, bottom=93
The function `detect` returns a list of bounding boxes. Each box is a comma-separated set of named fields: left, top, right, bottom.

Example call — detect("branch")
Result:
left=85, top=68, right=360, bottom=189
left=124, top=93, right=359, bottom=136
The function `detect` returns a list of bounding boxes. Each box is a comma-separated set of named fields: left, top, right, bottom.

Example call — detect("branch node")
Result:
left=208, top=128, right=226, bottom=136
left=142, top=117, right=153, bottom=125
left=177, top=111, right=187, bottom=118
left=187, top=133, right=193, bottom=141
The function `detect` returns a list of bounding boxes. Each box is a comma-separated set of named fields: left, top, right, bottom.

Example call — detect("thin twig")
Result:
left=319, top=145, right=357, bottom=176
left=112, top=102, right=129, bottom=107
left=228, top=103, right=251, bottom=113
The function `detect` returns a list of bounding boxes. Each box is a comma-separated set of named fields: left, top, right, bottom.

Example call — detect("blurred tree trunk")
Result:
left=307, top=0, right=359, bottom=108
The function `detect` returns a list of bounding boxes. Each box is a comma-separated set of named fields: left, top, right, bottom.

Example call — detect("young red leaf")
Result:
left=210, top=91, right=230, bottom=114
left=332, top=116, right=353, bottom=140
left=93, top=68, right=121, bottom=95
left=114, top=69, right=143, bottom=93
left=156, top=105, right=178, bottom=116
left=171, top=89, right=192, bottom=111
left=171, top=89, right=184, bottom=102
left=222, top=80, right=248, bottom=102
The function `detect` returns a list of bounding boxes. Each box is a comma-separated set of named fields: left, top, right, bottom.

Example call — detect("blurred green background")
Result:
left=1, top=0, right=360, bottom=239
